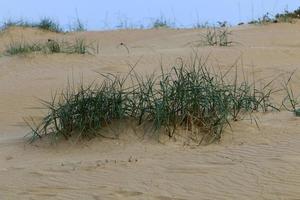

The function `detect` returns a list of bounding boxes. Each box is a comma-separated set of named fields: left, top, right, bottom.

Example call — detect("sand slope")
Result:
left=1, top=23, right=300, bottom=199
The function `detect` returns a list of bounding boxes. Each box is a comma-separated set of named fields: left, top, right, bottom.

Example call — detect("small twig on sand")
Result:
left=119, top=42, right=130, bottom=54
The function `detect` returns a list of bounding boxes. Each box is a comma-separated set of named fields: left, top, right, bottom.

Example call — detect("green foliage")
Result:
left=4, top=38, right=99, bottom=55
left=275, top=7, right=300, bottom=22
left=2, top=19, right=32, bottom=29
left=152, top=16, right=171, bottom=29
left=35, top=18, right=62, bottom=32
left=5, top=41, right=43, bottom=55
left=27, top=55, right=278, bottom=144
left=1, top=18, right=63, bottom=32
left=71, top=38, right=90, bottom=54
left=1, top=17, right=86, bottom=32
left=200, top=27, right=233, bottom=46
left=249, top=8, right=300, bottom=25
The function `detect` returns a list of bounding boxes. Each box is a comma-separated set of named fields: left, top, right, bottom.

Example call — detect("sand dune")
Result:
left=1, top=23, right=300, bottom=199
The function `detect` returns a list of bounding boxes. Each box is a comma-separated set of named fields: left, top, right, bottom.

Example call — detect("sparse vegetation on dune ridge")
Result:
left=4, top=38, right=99, bottom=55
left=1, top=18, right=63, bottom=32
left=1, top=6, right=300, bottom=34
left=248, top=7, right=300, bottom=25
left=152, top=16, right=173, bottom=29
left=36, top=18, right=62, bottom=33
left=27, top=54, right=282, bottom=144
left=1, top=17, right=86, bottom=32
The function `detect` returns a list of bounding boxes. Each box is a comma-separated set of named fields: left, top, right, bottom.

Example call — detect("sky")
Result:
left=0, top=0, right=299, bottom=30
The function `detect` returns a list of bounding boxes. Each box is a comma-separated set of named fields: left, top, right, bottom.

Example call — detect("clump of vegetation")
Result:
left=249, top=8, right=300, bottom=25
left=5, top=38, right=99, bottom=55
left=35, top=18, right=62, bottom=33
left=27, top=55, right=279, bottom=144
left=200, top=26, right=233, bottom=46
left=275, top=7, right=300, bottom=23
left=69, top=38, right=96, bottom=54
left=248, top=13, right=274, bottom=25
left=152, top=16, right=172, bottom=29
left=5, top=41, right=43, bottom=55
left=1, top=18, right=63, bottom=32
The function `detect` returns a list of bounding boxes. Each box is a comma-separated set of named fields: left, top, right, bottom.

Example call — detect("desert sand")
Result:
left=0, top=23, right=300, bottom=199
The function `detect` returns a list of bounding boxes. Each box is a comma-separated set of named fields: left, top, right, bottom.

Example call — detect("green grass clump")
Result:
left=27, top=55, right=278, bottom=144
left=4, top=38, right=99, bottom=55
left=35, top=18, right=62, bottom=33
left=5, top=41, right=43, bottom=55
left=68, top=38, right=94, bottom=54
left=152, top=16, right=172, bottom=29
left=200, top=26, right=233, bottom=46
left=45, top=38, right=99, bottom=54
left=275, top=7, right=300, bottom=23
left=29, top=77, right=127, bottom=141
left=248, top=13, right=274, bottom=25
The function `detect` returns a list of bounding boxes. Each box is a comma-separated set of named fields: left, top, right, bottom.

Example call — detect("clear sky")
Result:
left=0, top=0, right=299, bottom=30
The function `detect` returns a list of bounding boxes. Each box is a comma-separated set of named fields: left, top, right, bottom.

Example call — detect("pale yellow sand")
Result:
left=0, top=23, right=300, bottom=199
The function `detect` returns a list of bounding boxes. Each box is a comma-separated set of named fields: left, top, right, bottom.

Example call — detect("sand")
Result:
left=0, top=23, right=300, bottom=199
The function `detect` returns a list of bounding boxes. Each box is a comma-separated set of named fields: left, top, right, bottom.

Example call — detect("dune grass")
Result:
left=35, top=18, right=62, bottom=33
left=70, top=38, right=98, bottom=54
left=1, top=18, right=63, bottom=32
left=5, top=38, right=99, bottom=55
left=281, top=71, right=300, bottom=116
left=200, top=26, right=233, bottom=47
left=248, top=8, right=300, bottom=25
left=5, top=41, right=43, bottom=55
left=275, top=7, right=300, bottom=23
left=27, top=55, right=279, bottom=144
left=152, top=16, right=173, bottom=29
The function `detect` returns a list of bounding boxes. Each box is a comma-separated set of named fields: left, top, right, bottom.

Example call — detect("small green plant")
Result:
left=200, top=26, right=233, bottom=46
left=73, top=38, right=89, bottom=54
left=282, top=72, right=300, bottom=116
left=248, top=13, right=276, bottom=25
left=65, top=38, right=99, bottom=54
left=152, top=16, right=171, bottom=29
